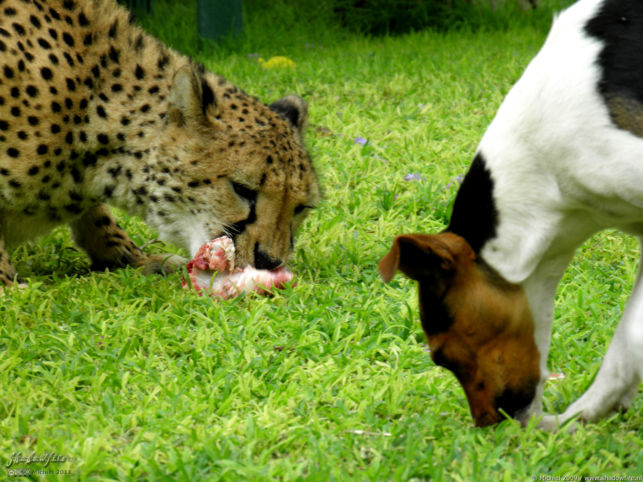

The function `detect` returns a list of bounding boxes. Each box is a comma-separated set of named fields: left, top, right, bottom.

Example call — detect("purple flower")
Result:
left=443, top=173, right=465, bottom=190
left=404, top=172, right=423, bottom=182
left=247, top=53, right=260, bottom=58
left=354, top=136, right=367, bottom=146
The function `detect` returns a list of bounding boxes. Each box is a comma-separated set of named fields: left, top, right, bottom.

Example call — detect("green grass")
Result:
left=2, top=2, right=642, bottom=480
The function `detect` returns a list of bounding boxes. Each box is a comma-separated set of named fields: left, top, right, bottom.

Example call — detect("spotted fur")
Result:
left=0, top=0, right=320, bottom=285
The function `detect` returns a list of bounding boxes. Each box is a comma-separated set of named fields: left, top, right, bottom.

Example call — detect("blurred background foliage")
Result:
left=136, top=0, right=578, bottom=57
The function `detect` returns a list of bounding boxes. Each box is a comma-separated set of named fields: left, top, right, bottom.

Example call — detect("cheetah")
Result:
left=0, top=0, right=320, bottom=287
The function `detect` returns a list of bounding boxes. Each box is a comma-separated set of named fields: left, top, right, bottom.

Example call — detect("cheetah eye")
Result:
left=231, top=181, right=257, bottom=204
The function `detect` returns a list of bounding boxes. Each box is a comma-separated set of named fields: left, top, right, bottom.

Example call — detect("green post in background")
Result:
left=197, top=0, right=243, bottom=40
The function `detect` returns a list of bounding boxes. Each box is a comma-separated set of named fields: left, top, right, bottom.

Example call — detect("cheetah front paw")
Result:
left=139, top=253, right=187, bottom=275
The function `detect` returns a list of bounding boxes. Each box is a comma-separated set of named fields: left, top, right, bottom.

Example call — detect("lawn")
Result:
left=1, top=1, right=641, bottom=480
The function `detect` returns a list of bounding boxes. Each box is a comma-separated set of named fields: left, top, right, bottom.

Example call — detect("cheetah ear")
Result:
left=168, top=65, right=218, bottom=126
left=269, top=95, right=308, bottom=135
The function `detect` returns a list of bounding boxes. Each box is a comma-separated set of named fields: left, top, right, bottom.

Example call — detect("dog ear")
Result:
left=379, top=234, right=455, bottom=282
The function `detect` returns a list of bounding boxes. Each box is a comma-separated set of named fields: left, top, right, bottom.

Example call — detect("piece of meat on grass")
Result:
left=183, top=236, right=295, bottom=299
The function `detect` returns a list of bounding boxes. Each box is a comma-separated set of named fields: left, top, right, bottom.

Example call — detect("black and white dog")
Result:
left=380, top=0, right=642, bottom=428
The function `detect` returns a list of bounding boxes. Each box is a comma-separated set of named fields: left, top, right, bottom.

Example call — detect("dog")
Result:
left=379, top=0, right=643, bottom=428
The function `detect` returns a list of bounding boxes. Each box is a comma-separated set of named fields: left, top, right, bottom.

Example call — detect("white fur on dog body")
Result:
left=476, top=0, right=643, bottom=427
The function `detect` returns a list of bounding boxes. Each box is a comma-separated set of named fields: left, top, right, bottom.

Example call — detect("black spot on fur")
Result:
left=7, top=147, right=20, bottom=158
left=95, top=216, right=111, bottom=228
left=30, top=15, right=42, bottom=29
left=447, top=152, right=498, bottom=254
left=26, top=85, right=39, bottom=97
left=12, top=23, right=25, bottom=36
left=157, top=54, right=170, bottom=71
left=83, top=33, right=92, bottom=46
left=108, top=46, right=119, bottom=63
left=78, top=12, right=89, bottom=27
left=40, top=66, right=53, bottom=80
left=82, top=153, right=97, bottom=166
left=64, top=204, right=83, bottom=214
left=38, top=38, right=51, bottom=49
left=109, top=19, right=118, bottom=38
left=135, top=64, right=145, bottom=80
left=62, top=32, right=74, bottom=47
left=134, top=35, right=144, bottom=51
left=63, top=52, right=74, bottom=67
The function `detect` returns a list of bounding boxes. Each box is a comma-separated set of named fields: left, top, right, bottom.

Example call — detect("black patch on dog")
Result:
left=447, top=152, right=498, bottom=254
left=585, top=0, right=643, bottom=131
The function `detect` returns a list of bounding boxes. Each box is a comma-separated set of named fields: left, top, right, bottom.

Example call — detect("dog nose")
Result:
left=253, top=244, right=282, bottom=270
left=494, top=386, right=535, bottom=420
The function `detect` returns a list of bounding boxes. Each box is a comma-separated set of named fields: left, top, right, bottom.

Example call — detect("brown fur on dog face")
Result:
left=379, top=233, right=540, bottom=427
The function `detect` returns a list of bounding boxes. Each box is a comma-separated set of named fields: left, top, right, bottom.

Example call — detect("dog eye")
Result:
left=231, top=182, right=257, bottom=204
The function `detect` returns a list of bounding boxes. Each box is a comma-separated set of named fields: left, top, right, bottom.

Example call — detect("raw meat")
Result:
left=183, top=237, right=294, bottom=299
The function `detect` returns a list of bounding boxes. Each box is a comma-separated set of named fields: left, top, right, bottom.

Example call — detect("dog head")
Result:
left=379, top=232, right=540, bottom=427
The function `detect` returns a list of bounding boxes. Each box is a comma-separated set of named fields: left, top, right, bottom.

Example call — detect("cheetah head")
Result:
left=147, top=65, right=320, bottom=269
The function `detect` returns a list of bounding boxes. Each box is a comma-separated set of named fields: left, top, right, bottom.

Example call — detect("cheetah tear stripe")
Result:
left=182, top=236, right=294, bottom=299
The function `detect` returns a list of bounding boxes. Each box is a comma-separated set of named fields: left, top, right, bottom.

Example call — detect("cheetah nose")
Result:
left=253, top=243, right=282, bottom=270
